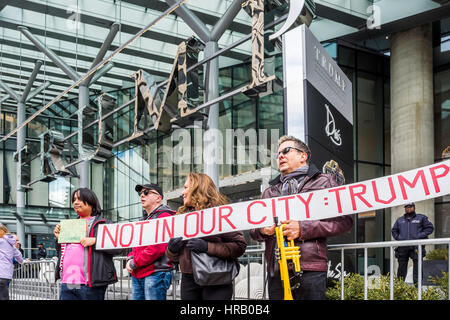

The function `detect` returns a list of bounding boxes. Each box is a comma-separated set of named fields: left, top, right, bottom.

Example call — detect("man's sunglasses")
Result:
left=277, top=146, right=304, bottom=158
left=138, top=189, right=159, bottom=196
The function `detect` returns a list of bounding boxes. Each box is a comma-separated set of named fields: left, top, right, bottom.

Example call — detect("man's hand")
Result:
left=167, top=237, right=184, bottom=253
left=186, top=238, right=208, bottom=253
left=80, top=237, right=96, bottom=247
left=260, top=224, right=276, bottom=236
left=126, top=260, right=134, bottom=274
left=280, top=220, right=301, bottom=241
left=53, top=224, right=61, bottom=239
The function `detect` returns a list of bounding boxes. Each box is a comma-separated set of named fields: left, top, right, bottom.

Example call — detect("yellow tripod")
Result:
left=274, top=221, right=301, bottom=300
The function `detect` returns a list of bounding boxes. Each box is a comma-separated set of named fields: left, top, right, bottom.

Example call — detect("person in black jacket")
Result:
left=53, top=188, right=122, bottom=300
left=37, top=243, right=47, bottom=259
left=392, top=202, right=434, bottom=285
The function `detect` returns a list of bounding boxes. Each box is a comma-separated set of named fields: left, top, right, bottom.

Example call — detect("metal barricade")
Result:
left=9, top=259, right=59, bottom=300
left=11, top=240, right=449, bottom=300
left=106, top=249, right=268, bottom=300
left=328, top=238, right=450, bottom=300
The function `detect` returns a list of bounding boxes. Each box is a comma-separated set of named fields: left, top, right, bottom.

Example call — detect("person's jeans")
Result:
left=131, top=271, right=172, bottom=300
left=59, top=283, right=107, bottom=300
left=0, top=278, right=10, bottom=300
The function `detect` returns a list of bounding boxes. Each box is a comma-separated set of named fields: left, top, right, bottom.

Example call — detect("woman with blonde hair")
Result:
left=166, top=173, right=247, bottom=300
left=0, top=223, right=24, bottom=300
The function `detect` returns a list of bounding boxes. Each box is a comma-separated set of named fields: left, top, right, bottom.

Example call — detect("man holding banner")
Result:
left=250, top=135, right=353, bottom=300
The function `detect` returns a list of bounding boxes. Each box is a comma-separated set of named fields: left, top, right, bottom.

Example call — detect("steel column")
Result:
left=203, top=41, right=220, bottom=185
left=78, top=84, right=90, bottom=188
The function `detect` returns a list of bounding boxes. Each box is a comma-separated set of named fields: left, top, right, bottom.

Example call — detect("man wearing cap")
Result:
left=392, top=203, right=434, bottom=285
left=126, top=183, right=176, bottom=300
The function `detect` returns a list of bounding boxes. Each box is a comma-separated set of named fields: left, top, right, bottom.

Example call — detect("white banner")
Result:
left=96, top=160, right=450, bottom=250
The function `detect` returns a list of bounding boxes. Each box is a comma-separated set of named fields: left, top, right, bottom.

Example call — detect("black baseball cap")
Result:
left=135, top=183, right=163, bottom=198
left=404, top=202, right=415, bottom=208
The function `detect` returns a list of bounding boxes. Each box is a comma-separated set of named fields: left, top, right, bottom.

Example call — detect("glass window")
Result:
left=233, top=94, right=257, bottom=175
left=384, top=79, right=391, bottom=165
left=157, top=135, right=173, bottom=192
left=28, top=117, right=49, bottom=139
left=357, top=72, right=384, bottom=163
left=219, top=105, right=232, bottom=179
left=258, top=90, right=284, bottom=169
left=357, top=51, right=383, bottom=74
left=49, top=177, right=72, bottom=208
left=435, top=202, right=450, bottom=238
left=434, top=69, right=450, bottom=160
left=357, top=163, right=385, bottom=273
left=338, top=46, right=355, bottom=67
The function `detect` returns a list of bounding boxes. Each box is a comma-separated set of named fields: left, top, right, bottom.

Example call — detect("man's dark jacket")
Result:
left=392, top=212, right=434, bottom=241
left=250, top=164, right=353, bottom=275
left=37, top=247, right=47, bottom=259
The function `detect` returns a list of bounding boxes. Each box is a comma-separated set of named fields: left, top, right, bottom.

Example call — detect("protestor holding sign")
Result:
left=166, top=173, right=247, bottom=300
left=126, top=183, right=175, bottom=300
left=250, top=135, right=353, bottom=300
left=53, top=188, right=121, bottom=300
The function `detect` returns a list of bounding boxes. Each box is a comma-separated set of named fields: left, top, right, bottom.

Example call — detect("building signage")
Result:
left=283, top=24, right=354, bottom=182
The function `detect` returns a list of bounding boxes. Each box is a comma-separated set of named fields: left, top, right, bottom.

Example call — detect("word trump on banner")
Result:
left=96, top=160, right=450, bottom=250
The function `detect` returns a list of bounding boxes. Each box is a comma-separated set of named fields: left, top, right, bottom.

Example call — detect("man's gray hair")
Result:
left=278, top=135, right=311, bottom=163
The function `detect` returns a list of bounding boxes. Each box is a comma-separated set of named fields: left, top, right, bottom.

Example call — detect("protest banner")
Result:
left=96, top=160, right=450, bottom=250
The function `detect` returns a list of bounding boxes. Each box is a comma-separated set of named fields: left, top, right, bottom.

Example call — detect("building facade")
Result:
left=0, top=1, right=449, bottom=273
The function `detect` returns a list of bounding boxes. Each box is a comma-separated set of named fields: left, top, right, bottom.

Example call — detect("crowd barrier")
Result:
left=9, top=240, right=449, bottom=300
left=9, top=259, right=59, bottom=300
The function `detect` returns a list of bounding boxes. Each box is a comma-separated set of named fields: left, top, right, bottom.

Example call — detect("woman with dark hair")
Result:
left=53, top=188, right=121, bottom=300
left=166, top=173, right=247, bottom=300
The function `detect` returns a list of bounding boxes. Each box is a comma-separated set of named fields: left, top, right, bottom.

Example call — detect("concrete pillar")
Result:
left=390, top=24, right=434, bottom=238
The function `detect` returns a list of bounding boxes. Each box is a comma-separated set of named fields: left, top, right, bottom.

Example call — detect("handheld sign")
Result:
left=58, top=219, right=87, bottom=243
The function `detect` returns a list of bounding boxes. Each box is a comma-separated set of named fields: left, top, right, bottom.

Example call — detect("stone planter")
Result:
left=422, top=260, right=448, bottom=285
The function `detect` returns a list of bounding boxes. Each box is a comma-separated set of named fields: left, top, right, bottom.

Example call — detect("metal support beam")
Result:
left=25, top=81, right=52, bottom=103
left=0, top=80, right=20, bottom=102
left=18, top=26, right=81, bottom=82
left=165, top=0, right=211, bottom=42
left=18, top=22, right=120, bottom=189
left=0, top=95, right=10, bottom=104
left=89, top=62, right=115, bottom=86
left=0, top=59, right=48, bottom=245
left=210, top=0, right=245, bottom=41
left=83, top=23, right=120, bottom=85
left=165, top=0, right=244, bottom=186
left=78, top=84, right=90, bottom=188
left=20, top=60, right=43, bottom=103
left=203, top=41, right=220, bottom=185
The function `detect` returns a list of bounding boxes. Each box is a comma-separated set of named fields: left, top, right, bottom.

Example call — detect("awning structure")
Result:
left=0, top=0, right=375, bottom=119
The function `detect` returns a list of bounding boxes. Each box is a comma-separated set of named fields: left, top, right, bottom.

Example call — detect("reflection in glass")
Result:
left=49, top=177, right=73, bottom=208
